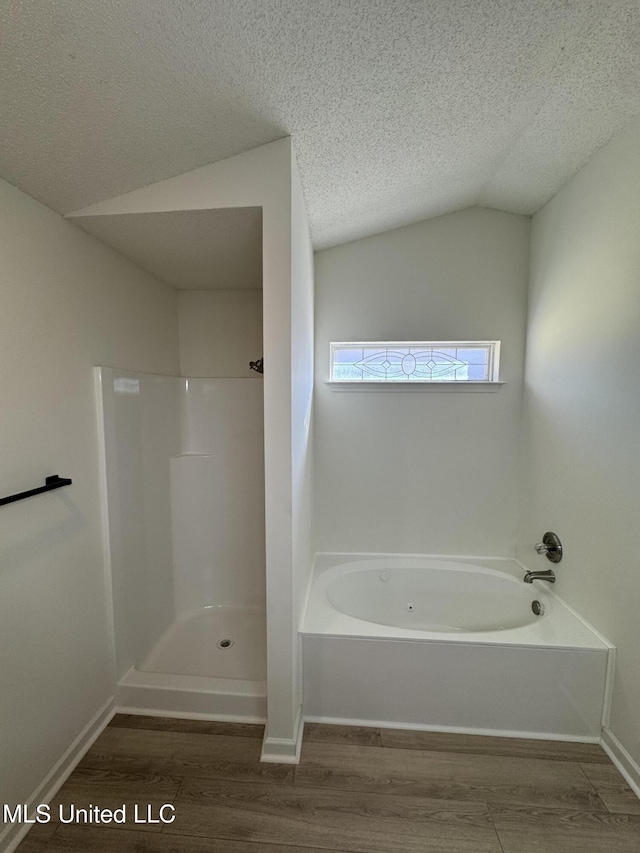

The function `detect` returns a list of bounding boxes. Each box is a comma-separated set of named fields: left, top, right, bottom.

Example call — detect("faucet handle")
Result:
left=535, top=532, right=562, bottom=563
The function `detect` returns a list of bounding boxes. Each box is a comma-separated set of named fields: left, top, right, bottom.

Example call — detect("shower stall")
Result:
left=97, top=367, right=267, bottom=719
left=74, top=138, right=313, bottom=760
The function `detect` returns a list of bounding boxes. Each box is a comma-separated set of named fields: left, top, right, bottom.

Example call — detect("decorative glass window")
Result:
left=330, top=341, right=500, bottom=383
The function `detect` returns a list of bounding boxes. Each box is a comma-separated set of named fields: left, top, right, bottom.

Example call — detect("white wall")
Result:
left=314, top=207, right=530, bottom=556
left=179, top=289, right=263, bottom=377
left=0, top=178, right=179, bottom=829
left=517, top=117, right=640, bottom=768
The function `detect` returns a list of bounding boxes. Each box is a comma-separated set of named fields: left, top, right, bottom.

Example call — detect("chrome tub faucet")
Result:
left=524, top=532, right=562, bottom=583
left=523, top=568, right=556, bottom=584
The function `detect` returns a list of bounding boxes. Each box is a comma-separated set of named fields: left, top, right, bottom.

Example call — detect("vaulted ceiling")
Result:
left=2, top=1, right=640, bottom=249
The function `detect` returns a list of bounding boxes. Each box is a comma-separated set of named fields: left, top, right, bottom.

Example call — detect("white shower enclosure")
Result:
left=97, top=367, right=266, bottom=719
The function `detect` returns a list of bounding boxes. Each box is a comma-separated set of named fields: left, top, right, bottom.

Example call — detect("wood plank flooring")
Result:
left=16, top=716, right=640, bottom=853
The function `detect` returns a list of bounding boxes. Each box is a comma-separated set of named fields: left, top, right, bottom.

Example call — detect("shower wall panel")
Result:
left=174, top=378, right=266, bottom=612
left=170, top=453, right=222, bottom=615
left=101, top=371, right=266, bottom=677
left=99, top=368, right=180, bottom=677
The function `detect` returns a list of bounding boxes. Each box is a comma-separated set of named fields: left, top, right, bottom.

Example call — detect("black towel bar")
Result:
left=0, top=475, right=73, bottom=507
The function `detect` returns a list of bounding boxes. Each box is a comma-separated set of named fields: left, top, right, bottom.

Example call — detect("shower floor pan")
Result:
left=116, top=606, right=266, bottom=722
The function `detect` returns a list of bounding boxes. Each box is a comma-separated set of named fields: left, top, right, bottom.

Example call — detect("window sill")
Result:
left=324, top=381, right=505, bottom=392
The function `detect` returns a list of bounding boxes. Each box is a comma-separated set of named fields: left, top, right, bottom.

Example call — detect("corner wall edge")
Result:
left=260, top=706, right=304, bottom=765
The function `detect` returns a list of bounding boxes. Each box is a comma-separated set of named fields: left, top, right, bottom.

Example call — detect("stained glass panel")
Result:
left=330, top=342, right=499, bottom=383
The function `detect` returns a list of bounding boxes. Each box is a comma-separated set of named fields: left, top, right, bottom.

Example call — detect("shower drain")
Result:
left=217, top=638, right=234, bottom=649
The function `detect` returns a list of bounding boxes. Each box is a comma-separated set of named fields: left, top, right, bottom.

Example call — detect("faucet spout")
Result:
left=524, top=569, right=556, bottom=584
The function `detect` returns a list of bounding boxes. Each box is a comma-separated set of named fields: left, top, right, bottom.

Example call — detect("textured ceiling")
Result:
left=71, top=208, right=262, bottom=289
left=2, top=1, right=640, bottom=249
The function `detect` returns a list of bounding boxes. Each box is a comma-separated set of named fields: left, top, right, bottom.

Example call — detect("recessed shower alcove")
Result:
left=93, top=203, right=269, bottom=720
left=67, top=138, right=318, bottom=763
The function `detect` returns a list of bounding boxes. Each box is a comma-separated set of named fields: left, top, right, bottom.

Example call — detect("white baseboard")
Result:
left=601, top=727, right=640, bottom=801
left=260, top=707, right=304, bottom=764
left=303, top=714, right=601, bottom=743
left=1, top=697, right=115, bottom=853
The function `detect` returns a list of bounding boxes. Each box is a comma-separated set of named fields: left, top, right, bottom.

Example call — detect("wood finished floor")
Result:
left=16, top=716, right=640, bottom=853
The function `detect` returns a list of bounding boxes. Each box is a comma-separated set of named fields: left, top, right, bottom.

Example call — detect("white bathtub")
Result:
left=324, top=560, right=539, bottom=633
left=303, top=555, right=608, bottom=646
left=301, top=555, right=613, bottom=740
